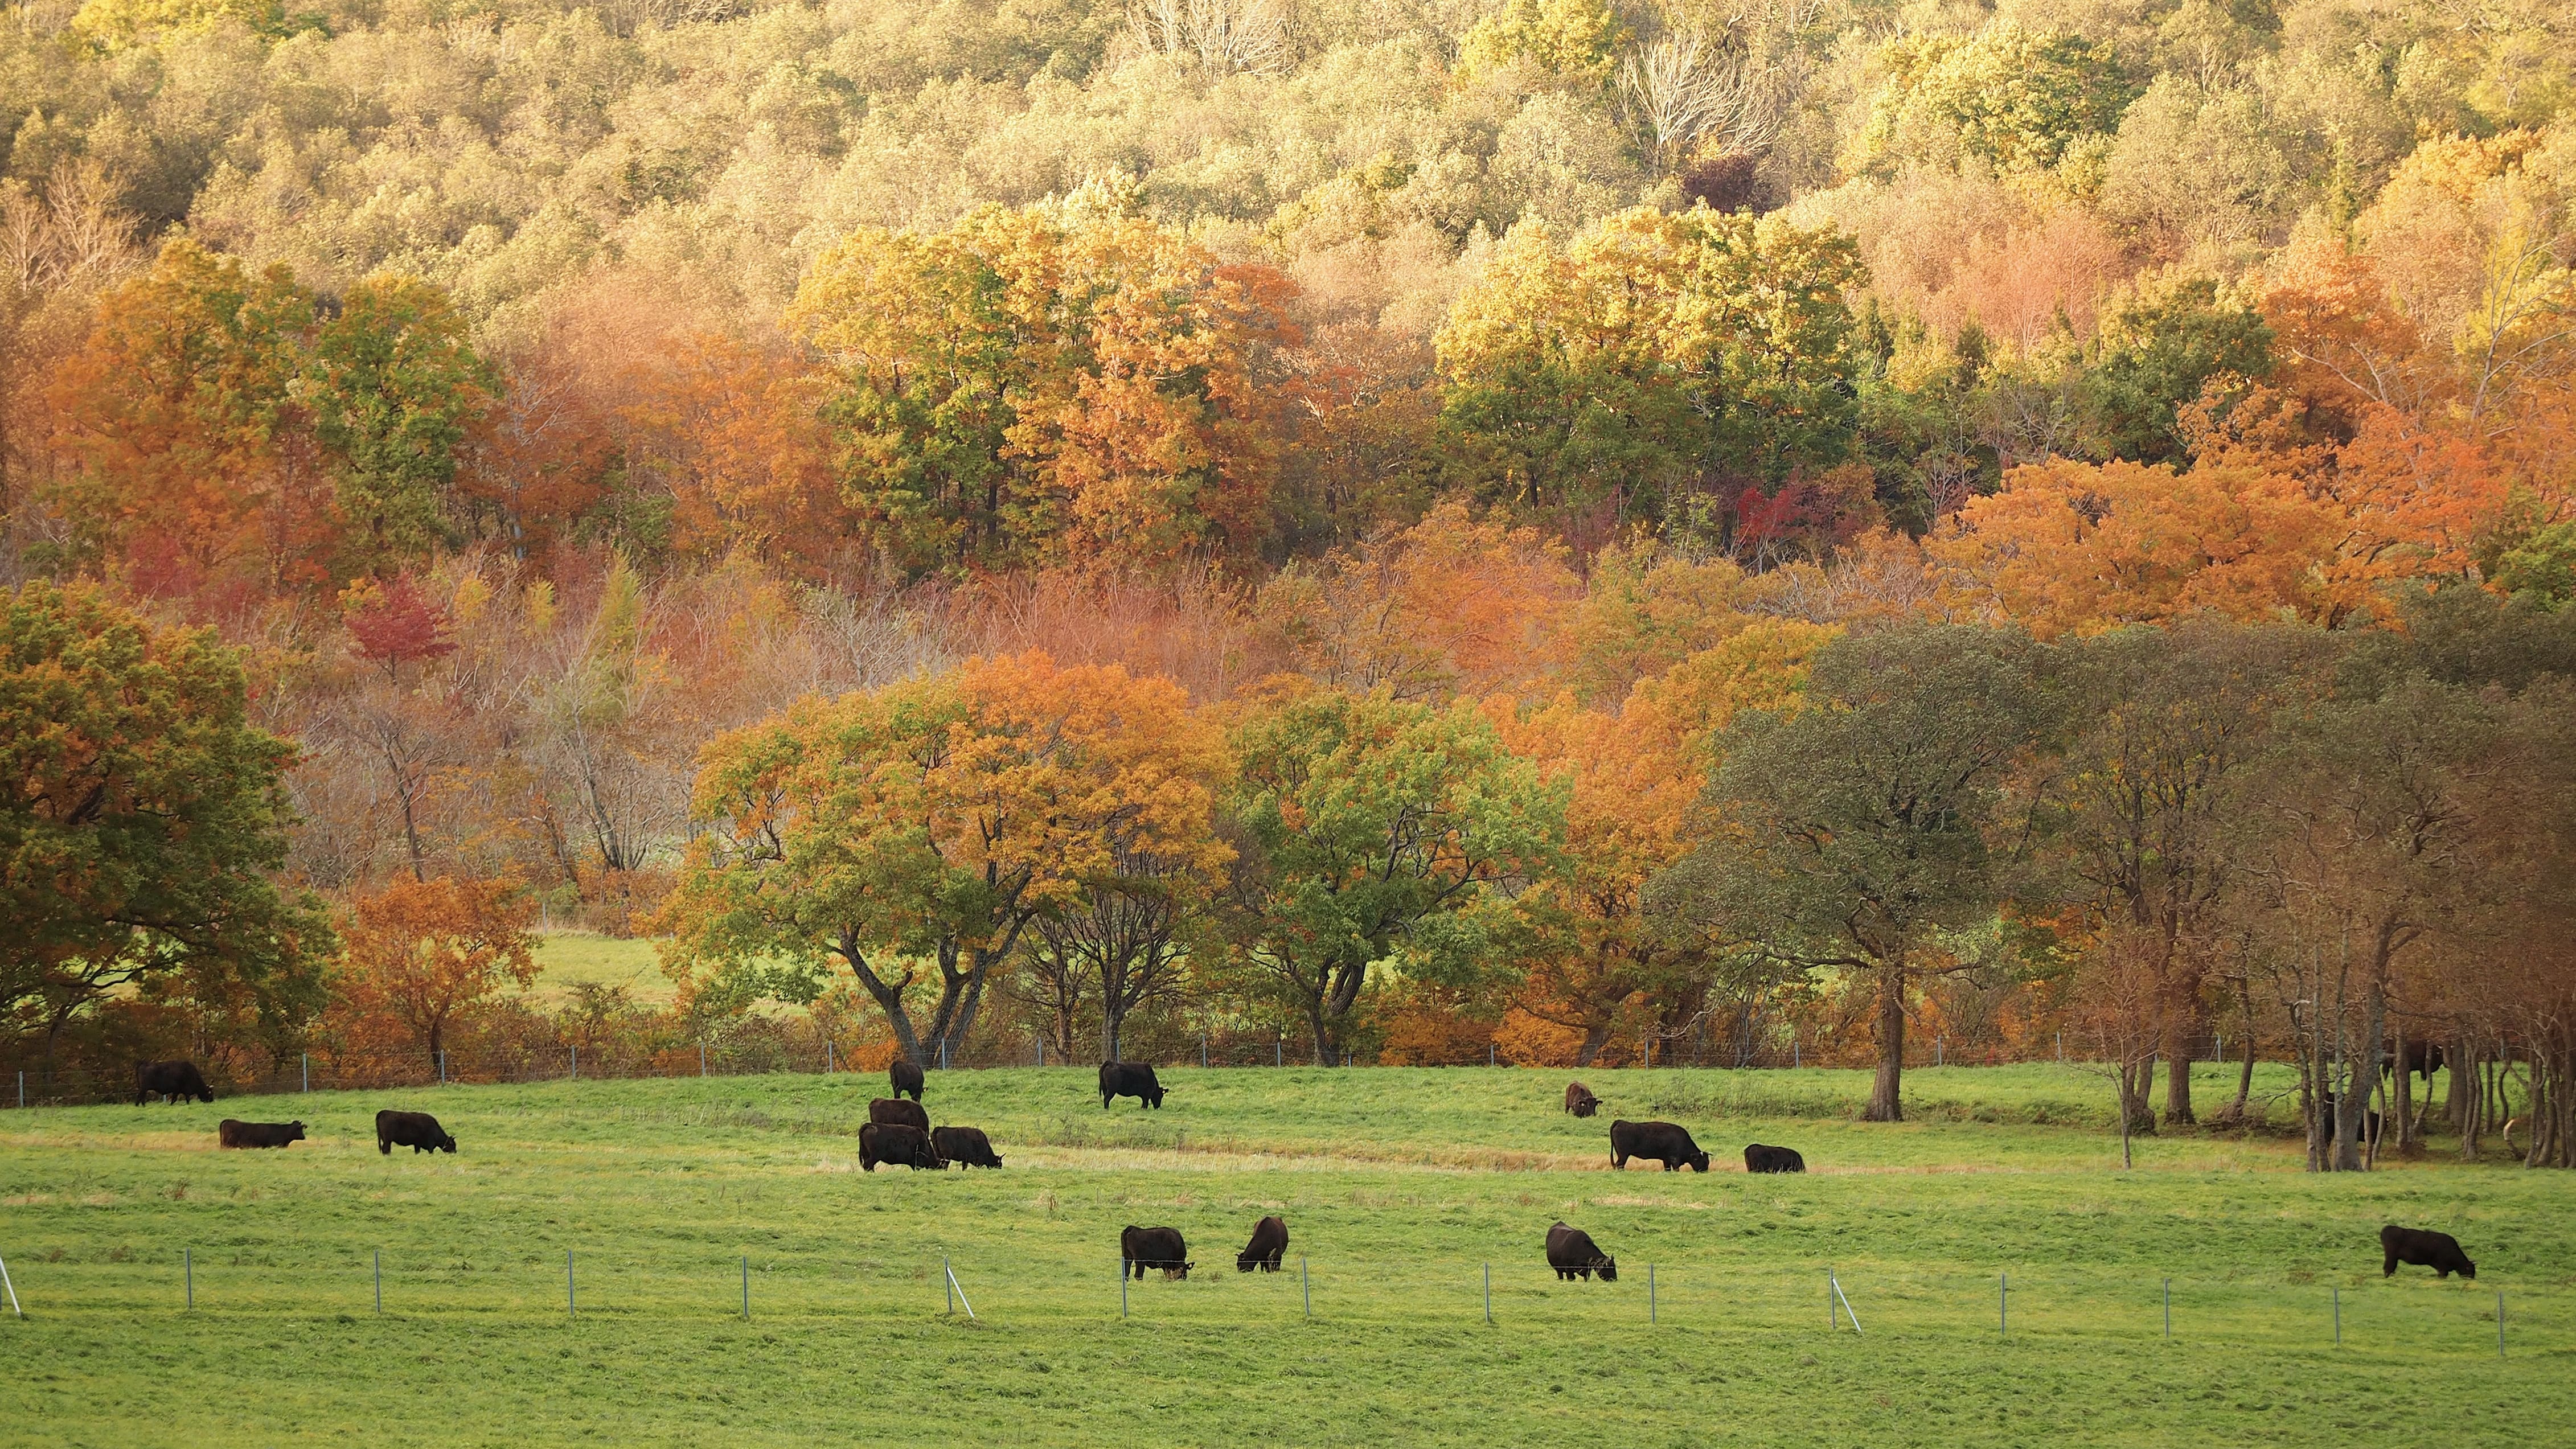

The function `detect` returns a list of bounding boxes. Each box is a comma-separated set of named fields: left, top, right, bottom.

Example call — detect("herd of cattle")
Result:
left=136, top=1057, right=2483, bottom=1286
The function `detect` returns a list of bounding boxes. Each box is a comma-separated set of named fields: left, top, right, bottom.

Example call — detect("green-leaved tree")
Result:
left=1, top=581, right=330, bottom=1064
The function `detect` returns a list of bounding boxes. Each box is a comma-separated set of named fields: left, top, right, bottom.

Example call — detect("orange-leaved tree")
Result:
left=1927, top=453, right=2342, bottom=635
left=787, top=181, right=1298, bottom=577
left=1488, top=621, right=1836, bottom=1065
left=1256, top=499, right=1582, bottom=700
left=337, top=875, right=538, bottom=1069
left=662, top=650, right=1228, bottom=1069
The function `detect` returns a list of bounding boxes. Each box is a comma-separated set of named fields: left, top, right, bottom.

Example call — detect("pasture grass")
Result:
left=3, top=1065, right=2567, bottom=1447
left=524, top=931, right=674, bottom=1005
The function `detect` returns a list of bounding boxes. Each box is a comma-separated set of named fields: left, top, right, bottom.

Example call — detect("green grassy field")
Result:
left=3, top=1065, right=2566, bottom=1447
left=525, top=931, right=674, bottom=1006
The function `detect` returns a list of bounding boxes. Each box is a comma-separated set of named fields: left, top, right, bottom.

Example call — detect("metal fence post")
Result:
left=1201, top=1036, right=1209, bottom=1069
left=1275, top=1040, right=1282, bottom=1068
left=568, top=1251, right=576, bottom=1320
left=940, top=1041, right=947, bottom=1071
left=571, top=1045, right=577, bottom=1081
left=826, top=1041, right=834, bottom=1074
left=1488, top=1044, right=1495, bottom=1068
left=15, top=1071, right=20, bottom=1109
left=184, top=1247, right=192, bottom=1310
left=1792, top=1038, right=1800, bottom=1069
left=700, top=1042, right=707, bottom=1078
left=438, top=1050, right=446, bottom=1085
left=1302, top=1256, right=1310, bottom=1318
left=0, top=1254, right=22, bottom=1317
left=301, top=1055, right=308, bottom=1094
left=1121, top=1260, right=1129, bottom=1319
left=2497, top=1290, right=2506, bottom=1358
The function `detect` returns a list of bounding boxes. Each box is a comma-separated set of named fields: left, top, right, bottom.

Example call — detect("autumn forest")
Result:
left=3, top=0, right=2573, bottom=1166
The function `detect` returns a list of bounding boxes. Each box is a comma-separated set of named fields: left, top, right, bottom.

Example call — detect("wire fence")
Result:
left=0, top=1246, right=2536, bottom=1358
left=2, top=1028, right=2231, bottom=1111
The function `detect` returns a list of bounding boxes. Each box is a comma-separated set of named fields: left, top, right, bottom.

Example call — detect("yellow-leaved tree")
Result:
left=660, top=651, right=1228, bottom=1070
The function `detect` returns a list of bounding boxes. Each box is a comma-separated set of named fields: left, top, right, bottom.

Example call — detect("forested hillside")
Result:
left=3, top=0, right=2571, bottom=1160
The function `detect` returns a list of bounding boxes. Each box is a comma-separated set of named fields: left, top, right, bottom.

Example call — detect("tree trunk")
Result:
left=1101, top=1002, right=1123, bottom=1066
left=836, top=929, right=926, bottom=1068
left=1864, top=956, right=1905, bottom=1122
left=2446, top=1033, right=2474, bottom=1135
left=2160, top=1005, right=2196, bottom=1124
left=1574, top=1020, right=1614, bottom=1068
left=2229, top=1034, right=2254, bottom=1120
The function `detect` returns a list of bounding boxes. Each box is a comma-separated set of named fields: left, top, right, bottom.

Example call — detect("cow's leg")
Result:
left=2384, top=1254, right=2397, bottom=1276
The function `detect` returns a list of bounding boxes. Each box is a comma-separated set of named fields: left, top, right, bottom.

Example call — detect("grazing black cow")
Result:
left=218, top=1119, right=305, bottom=1149
left=1744, top=1143, right=1805, bottom=1173
left=1100, top=1061, right=1165, bottom=1110
left=930, top=1125, right=1003, bottom=1168
left=376, top=1110, right=457, bottom=1155
left=1546, top=1222, right=1617, bottom=1282
left=1237, top=1215, right=1289, bottom=1273
left=1564, top=1081, right=1600, bottom=1118
left=2381, top=1225, right=2476, bottom=1279
left=2380, top=1041, right=2444, bottom=1081
left=135, top=1060, right=214, bottom=1105
left=1122, top=1225, right=1192, bottom=1280
left=859, top=1122, right=943, bottom=1171
left=869, top=1097, right=931, bottom=1132
left=1610, top=1119, right=1711, bottom=1172
left=889, top=1057, right=925, bottom=1102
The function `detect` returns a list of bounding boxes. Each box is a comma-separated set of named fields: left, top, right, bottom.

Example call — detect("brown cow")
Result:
left=1564, top=1081, right=1599, bottom=1118
left=1122, top=1225, right=1191, bottom=1280
left=869, top=1097, right=930, bottom=1132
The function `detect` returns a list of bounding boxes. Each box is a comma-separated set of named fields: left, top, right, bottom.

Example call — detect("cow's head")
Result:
left=1688, top=1151, right=1711, bottom=1172
left=1162, top=1262, right=1193, bottom=1280
left=2458, top=1257, right=2477, bottom=1279
left=1594, top=1257, right=1618, bottom=1282
left=436, top=1134, right=458, bottom=1153
left=288, top=1122, right=307, bottom=1142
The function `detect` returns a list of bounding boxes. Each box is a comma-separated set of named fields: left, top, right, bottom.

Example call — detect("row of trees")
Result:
left=7, top=569, right=2573, bottom=1166
left=651, top=585, right=2576, bottom=1168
